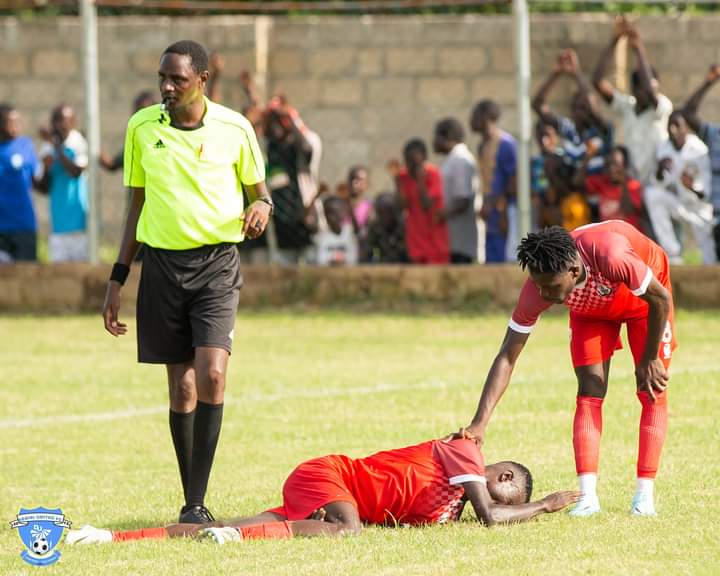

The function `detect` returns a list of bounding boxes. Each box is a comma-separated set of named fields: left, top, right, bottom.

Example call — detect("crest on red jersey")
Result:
left=596, top=284, right=612, bottom=296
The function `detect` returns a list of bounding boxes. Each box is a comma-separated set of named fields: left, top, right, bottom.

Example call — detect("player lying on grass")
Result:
left=67, top=436, right=579, bottom=545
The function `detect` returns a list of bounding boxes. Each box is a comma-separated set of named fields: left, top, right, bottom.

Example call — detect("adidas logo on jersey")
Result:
left=154, top=139, right=166, bottom=149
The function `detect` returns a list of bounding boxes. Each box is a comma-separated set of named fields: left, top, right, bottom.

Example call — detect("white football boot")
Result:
left=66, top=525, right=113, bottom=545
left=197, top=526, right=243, bottom=545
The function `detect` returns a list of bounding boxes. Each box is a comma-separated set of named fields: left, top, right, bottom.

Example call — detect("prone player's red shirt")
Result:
left=270, top=438, right=485, bottom=526
left=510, top=220, right=671, bottom=332
left=349, top=439, right=485, bottom=525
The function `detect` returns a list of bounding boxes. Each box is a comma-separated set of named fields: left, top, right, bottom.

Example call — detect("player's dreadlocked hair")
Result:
left=517, top=226, right=578, bottom=275
left=507, top=461, right=533, bottom=503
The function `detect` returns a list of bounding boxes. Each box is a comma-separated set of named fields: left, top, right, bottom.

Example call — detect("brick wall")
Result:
left=3, top=13, right=720, bottom=244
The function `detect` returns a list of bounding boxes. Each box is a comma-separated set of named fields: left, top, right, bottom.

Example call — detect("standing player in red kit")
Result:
left=461, top=221, right=675, bottom=517
left=67, top=436, right=579, bottom=545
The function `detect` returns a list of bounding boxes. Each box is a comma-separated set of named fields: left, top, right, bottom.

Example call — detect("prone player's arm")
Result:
left=463, top=480, right=580, bottom=527
left=102, top=186, right=145, bottom=337
left=466, top=328, right=529, bottom=441
left=636, top=277, right=671, bottom=401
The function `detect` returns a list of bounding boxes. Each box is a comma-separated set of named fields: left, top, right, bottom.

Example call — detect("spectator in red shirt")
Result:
left=585, top=146, right=643, bottom=230
left=390, top=139, right=449, bottom=264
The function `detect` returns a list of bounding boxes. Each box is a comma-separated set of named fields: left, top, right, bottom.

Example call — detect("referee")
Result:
left=102, top=40, right=272, bottom=524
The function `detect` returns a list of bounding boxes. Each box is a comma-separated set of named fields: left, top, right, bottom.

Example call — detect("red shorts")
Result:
left=265, top=455, right=358, bottom=521
left=569, top=308, right=676, bottom=369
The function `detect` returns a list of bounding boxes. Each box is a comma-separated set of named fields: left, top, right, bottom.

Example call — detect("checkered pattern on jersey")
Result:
left=564, top=266, right=621, bottom=314
left=424, top=482, right=466, bottom=524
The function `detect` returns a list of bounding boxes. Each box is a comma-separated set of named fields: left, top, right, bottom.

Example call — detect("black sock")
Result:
left=169, top=409, right=195, bottom=504
left=186, top=401, right=224, bottom=507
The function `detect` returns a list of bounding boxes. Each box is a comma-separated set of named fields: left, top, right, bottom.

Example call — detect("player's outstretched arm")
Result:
left=102, top=186, right=144, bottom=337
left=636, top=277, right=671, bottom=401
left=466, top=328, right=529, bottom=443
left=463, top=481, right=580, bottom=527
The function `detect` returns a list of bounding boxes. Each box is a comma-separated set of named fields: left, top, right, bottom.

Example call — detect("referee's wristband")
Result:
left=109, top=262, right=130, bottom=286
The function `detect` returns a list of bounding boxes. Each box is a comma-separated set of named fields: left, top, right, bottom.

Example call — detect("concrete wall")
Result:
left=3, top=14, right=720, bottom=245
left=1, top=263, right=718, bottom=313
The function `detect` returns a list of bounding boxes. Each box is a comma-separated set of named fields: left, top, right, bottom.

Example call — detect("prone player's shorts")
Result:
left=137, top=243, right=243, bottom=364
left=569, top=306, right=676, bottom=369
left=265, top=455, right=358, bottom=521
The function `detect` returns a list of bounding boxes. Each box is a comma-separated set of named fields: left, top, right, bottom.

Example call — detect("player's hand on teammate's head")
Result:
left=542, top=491, right=582, bottom=513
left=441, top=427, right=483, bottom=447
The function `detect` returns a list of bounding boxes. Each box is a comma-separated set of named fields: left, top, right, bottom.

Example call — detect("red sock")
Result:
left=239, top=521, right=293, bottom=540
left=573, top=396, right=603, bottom=475
left=112, top=527, right=168, bottom=542
left=637, top=391, right=668, bottom=479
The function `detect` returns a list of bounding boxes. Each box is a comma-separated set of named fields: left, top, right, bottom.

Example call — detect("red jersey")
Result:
left=510, top=220, right=671, bottom=332
left=348, top=438, right=485, bottom=526
left=585, top=174, right=643, bottom=230
left=398, top=164, right=450, bottom=264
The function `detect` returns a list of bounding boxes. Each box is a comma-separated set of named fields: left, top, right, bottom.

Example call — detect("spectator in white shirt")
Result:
left=312, top=195, right=358, bottom=266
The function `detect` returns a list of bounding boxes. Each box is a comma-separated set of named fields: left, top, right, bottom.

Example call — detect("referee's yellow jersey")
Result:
left=123, top=97, right=265, bottom=250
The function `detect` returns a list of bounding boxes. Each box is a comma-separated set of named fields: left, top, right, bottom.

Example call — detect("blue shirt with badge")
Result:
left=0, top=136, right=38, bottom=233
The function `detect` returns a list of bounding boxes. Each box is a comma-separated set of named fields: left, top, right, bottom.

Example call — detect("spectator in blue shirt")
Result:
left=37, top=104, right=89, bottom=262
left=682, top=64, right=720, bottom=261
left=0, top=103, right=39, bottom=262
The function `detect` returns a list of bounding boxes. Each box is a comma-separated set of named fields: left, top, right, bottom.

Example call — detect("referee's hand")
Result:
left=243, top=200, right=272, bottom=239
left=102, top=282, right=127, bottom=337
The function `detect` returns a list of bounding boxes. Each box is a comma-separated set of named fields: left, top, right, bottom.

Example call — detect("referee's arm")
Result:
left=242, top=181, right=272, bottom=240
left=102, top=186, right=144, bottom=337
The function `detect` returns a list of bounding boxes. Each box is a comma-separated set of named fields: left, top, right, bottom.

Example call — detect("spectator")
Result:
left=682, top=64, right=720, bottom=262
left=99, top=90, right=156, bottom=173
left=37, top=104, right=88, bottom=262
left=645, top=112, right=716, bottom=264
left=593, top=16, right=673, bottom=187
left=433, top=117, right=479, bottom=264
left=532, top=120, right=572, bottom=229
left=470, top=99, right=517, bottom=263
left=584, top=145, right=643, bottom=230
left=390, top=139, right=449, bottom=265
left=261, top=97, right=318, bottom=264
left=364, top=191, right=407, bottom=264
left=312, top=195, right=358, bottom=266
left=0, top=104, right=39, bottom=263
left=533, top=49, right=613, bottom=222
left=345, top=165, right=373, bottom=240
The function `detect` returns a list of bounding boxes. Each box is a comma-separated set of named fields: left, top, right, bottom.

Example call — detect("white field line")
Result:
left=1, top=364, right=716, bottom=430
left=0, top=380, right=449, bottom=430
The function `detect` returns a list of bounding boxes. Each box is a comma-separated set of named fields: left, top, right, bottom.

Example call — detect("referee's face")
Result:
left=158, top=53, right=206, bottom=113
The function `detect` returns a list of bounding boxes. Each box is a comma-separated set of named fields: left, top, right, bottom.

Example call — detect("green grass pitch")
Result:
left=1, top=310, right=719, bottom=575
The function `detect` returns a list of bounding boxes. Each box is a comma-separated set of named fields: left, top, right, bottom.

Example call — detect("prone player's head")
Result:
left=517, top=226, right=581, bottom=304
left=485, top=461, right=533, bottom=505
left=159, top=40, right=209, bottom=112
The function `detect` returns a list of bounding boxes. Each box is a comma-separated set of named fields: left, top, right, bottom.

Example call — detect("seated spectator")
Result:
left=312, top=195, right=358, bottom=266
left=390, top=139, right=449, bottom=265
left=533, top=121, right=590, bottom=231
left=470, top=99, right=516, bottom=263
left=36, top=103, right=88, bottom=262
left=433, top=117, right=479, bottom=264
left=584, top=146, right=643, bottom=230
left=364, top=192, right=407, bottom=264
left=645, top=111, right=716, bottom=264
left=0, top=103, right=39, bottom=262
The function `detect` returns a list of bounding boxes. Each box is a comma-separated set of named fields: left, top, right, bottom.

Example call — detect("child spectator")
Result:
left=37, top=104, right=88, bottom=262
left=390, top=139, right=449, bottom=265
left=0, top=104, right=39, bottom=262
left=364, top=192, right=407, bottom=264
left=312, top=195, right=358, bottom=266
left=584, top=146, right=643, bottom=230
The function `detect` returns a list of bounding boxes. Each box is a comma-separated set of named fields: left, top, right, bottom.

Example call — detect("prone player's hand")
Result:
left=243, top=200, right=271, bottom=239
left=635, top=358, right=669, bottom=402
left=102, top=282, right=127, bottom=337
left=542, top=491, right=582, bottom=513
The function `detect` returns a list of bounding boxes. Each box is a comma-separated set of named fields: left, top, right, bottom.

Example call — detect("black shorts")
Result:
left=137, top=243, right=243, bottom=364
